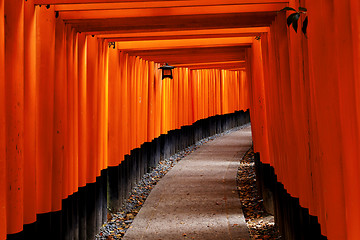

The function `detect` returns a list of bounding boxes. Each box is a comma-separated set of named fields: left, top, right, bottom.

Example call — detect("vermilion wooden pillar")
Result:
left=142, top=61, right=149, bottom=141
left=154, top=62, right=162, bottom=138
left=147, top=61, right=155, bottom=142
left=24, top=0, right=37, bottom=225
left=190, top=70, right=197, bottom=123
left=107, top=45, right=121, bottom=167
left=65, top=26, right=78, bottom=196
left=332, top=0, right=360, bottom=238
left=100, top=39, right=109, bottom=170
left=0, top=0, right=6, bottom=238
left=78, top=32, right=87, bottom=187
left=306, top=1, right=346, bottom=238
left=63, top=25, right=71, bottom=199
left=214, top=70, right=221, bottom=116
left=173, top=68, right=180, bottom=129
left=95, top=38, right=105, bottom=173
left=53, top=16, right=67, bottom=212
left=183, top=68, right=190, bottom=126
left=119, top=51, right=130, bottom=156
left=86, top=36, right=99, bottom=181
left=36, top=4, right=55, bottom=215
left=177, top=68, right=184, bottom=128
left=5, top=0, right=25, bottom=234
left=129, top=56, right=137, bottom=148
left=160, top=67, right=166, bottom=134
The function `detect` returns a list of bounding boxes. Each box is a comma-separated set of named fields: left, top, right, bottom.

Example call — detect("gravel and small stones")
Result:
left=237, top=147, right=282, bottom=240
left=96, top=123, right=251, bottom=240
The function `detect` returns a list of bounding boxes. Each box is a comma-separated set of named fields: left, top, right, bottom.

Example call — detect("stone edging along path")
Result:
left=236, top=147, right=282, bottom=240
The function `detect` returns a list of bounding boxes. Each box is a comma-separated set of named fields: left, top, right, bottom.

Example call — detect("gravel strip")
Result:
left=96, top=123, right=251, bottom=240
left=237, top=147, right=282, bottom=240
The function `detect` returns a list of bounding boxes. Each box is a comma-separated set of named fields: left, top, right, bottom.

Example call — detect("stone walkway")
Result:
left=123, top=125, right=252, bottom=240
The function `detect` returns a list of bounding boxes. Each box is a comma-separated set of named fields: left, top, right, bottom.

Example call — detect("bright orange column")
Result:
left=64, top=25, right=72, bottom=198
left=66, top=26, right=79, bottom=195
left=214, top=70, right=221, bottom=115
left=183, top=68, right=189, bottom=126
left=173, top=69, right=180, bottom=128
left=86, top=36, right=99, bottom=181
left=95, top=39, right=106, bottom=172
left=23, top=0, right=37, bottom=225
left=129, top=56, right=137, bottom=148
left=107, top=46, right=121, bottom=167
left=35, top=4, right=55, bottom=214
left=0, top=0, right=6, bottom=238
left=332, top=0, right=360, bottom=238
left=5, top=0, right=24, bottom=234
left=147, top=61, right=155, bottom=142
left=190, top=70, right=197, bottom=123
left=142, top=61, right=149, bottom=141
left=102, top=40, right=109, bottom=169
left=306, top=1, right=346, bottom=237
left=52, top=17, right=67, bottom=211
left=119, top=51, right=130, bottom=156
left=78, top=32, right=87, bottom=187
left=154, top=63, right=162, bottom=138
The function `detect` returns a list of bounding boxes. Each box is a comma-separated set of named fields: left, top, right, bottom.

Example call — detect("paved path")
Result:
left=123, top=125, right=252, bottom=240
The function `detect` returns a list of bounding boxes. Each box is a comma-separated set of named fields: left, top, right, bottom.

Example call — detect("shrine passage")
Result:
left=1, top=0, right=360, bottom=240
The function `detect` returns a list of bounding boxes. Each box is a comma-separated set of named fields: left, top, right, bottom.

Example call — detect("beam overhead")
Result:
left=36, top=0, right=289, bottom=5
left=34, top=0, right=287, bottom=69
left=115, top=37, right=253, bottom=51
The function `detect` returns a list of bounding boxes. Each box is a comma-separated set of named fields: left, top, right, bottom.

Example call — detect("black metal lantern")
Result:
left=159, top=63, right=175, bottom=80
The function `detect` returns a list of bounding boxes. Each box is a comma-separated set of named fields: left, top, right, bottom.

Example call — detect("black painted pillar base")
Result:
left=254, top=152, right=327, bottom=240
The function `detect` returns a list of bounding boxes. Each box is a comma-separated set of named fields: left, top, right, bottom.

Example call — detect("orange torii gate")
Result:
left=2, top=0, right=360, bottom=240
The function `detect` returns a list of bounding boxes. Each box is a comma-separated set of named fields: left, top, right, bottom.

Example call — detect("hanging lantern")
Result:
left=159, top=63, right=175, bottom=80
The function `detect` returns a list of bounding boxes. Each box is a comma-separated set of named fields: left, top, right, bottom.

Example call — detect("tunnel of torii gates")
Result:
left=0, top=0, right=360, bottom=239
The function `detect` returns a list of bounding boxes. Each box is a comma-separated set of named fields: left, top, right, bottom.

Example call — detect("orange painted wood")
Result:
left=0, top=0, right=6, bottom=238
left=101, top=40, right=109, bottom=169
left=66, top=26, right=79, bottom=195
left=172, top=69, right=179, bottom=129
left=128, top=56, right=136, bottom=149
left=126, top=47, right=247, bottom=69
left=35, top=4, right=55, bottom=215
left=108, top=46, right=121, bottom=166
left=23, top=0, right=37, bottom=225
left=52, top=17, right=67, bottom=212
left=65, top=12, right=276, bottom=33
left=55, top=1, right=288, bottom=12
left=98, top=28, right=269, bottom=42
left=95, top=38, right=104, bottom=173
left=154, top=62, right=162, bottom=138
left=135, top=57, right=142, bottom=146
left=59, top=4, right=285, bottom=20
left=178, top=68, right=185, bottom=127
left=120, top=51, right=130, bottom=155
left=306, top=1, right=345, bottom=238
left=115, top=37, right=252, bottom=51
left=332, top=1, right=360, bottom=238
left=5, top=0, right=25, bottom=234
left=86, top=36, right=100, bottom=180
left=64, top=26, right=72, bottom=197
left=64, top=25, right=73, bottom=198
left=78, top=32, right=88, bottom=187
left=142, top=61, right=150, bottom=140
left=147, top=61, right=155, bottom=141
left=37, top=0, right=288, bottom=4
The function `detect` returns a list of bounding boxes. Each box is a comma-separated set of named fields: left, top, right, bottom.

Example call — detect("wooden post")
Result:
left=5, top=0, right=25, bottom=235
